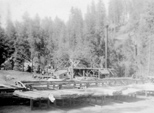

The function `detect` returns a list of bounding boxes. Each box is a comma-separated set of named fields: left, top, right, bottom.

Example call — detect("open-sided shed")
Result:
left=73, top=67, right=111, bottom=79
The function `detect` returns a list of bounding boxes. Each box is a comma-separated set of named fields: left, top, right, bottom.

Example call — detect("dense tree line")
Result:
left=1, top=0, right=154, bottom=77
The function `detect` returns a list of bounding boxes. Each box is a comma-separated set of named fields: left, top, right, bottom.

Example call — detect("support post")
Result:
left=30, top=99, right=34, bottom=110
left=62, top=99, right=65, bottom=107
left=83, top=70, right=85, bottom=78
left=54, top=100, right=57, bottom=107
left=98, top=69, right=100, bottom=79
left=69, top=98, right=72, bottom=106
left=74, top=83, right=76, bottom=88
left=47, top=99, right=50, bottom=108
left=105, top=25, right=108, bottom=69
left=101, top=96, right=104, bottom=105
left=53, top=84, right=55, bottom=89
left=47, top=82, right=49, bottom=89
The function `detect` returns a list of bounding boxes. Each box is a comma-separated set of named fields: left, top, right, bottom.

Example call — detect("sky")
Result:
left=0, top=0, right=109, bottom=27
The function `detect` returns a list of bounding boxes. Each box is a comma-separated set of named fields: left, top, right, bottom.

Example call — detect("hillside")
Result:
left=0, top=70, right=35, bottom=85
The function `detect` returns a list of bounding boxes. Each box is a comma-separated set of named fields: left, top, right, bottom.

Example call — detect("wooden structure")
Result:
left=73, top=67, right=111, bottom=79
left=11, top=77, right=154, bottom=110
left=53, top=70, right=69, bottom=79
left=19, top=77, right=139, bottom=91
left=13, top=89, right=93, bottom=110
left=13, top=82, right=147, bottom=110
left=0, top=84, right=26, bottom=98
left=12, top=77, right=147, bottom=110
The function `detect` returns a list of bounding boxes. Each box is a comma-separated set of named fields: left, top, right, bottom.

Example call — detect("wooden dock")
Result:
left=10, top=78, right=154, bottom=110
left=13, top=89, right=93, bottom=110
left=13, top=85, right=145, bottom=110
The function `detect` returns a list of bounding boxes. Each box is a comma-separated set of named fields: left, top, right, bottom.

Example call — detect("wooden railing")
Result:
left=19, top=78, right=145, bottom=90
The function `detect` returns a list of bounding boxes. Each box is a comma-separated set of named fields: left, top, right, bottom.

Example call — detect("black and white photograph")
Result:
left=0, top=0, right=154, bottom=113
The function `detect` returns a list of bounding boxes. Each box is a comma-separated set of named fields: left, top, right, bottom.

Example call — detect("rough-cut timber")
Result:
left=13, top=89, right=93, bottom=100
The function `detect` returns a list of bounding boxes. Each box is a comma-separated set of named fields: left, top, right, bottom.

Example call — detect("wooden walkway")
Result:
left=19, top=77, right=139, bottom=90
left=13, top=85, right=145, bottom=110
left=11, top=78, right=154, bottom=110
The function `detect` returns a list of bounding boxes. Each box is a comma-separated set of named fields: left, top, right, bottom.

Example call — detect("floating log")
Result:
left=13, top=89, right=93, bottom=100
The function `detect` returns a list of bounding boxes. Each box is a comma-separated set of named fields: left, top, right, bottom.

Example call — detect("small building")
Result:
left=73, top=67, right=111, bottom=79
left=53, top=70, right=69, bottom=79
left=99, top=69, right=110, bottom=78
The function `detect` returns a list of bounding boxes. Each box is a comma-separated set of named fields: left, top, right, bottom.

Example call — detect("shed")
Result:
left=54, top=70, right=69, bottom=79
left=99, top=69, right=110, bottom=78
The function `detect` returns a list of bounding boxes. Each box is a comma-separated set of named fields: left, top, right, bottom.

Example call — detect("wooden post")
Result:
left=47, top=82, right=49, bottom=89
left=72, top=68, right=74, bottom=79
left=148, top=36, right=151, bottom=76
left=72, top=98, right=74, bottom=105
left=53, top=84, right=55, bottom=89
left=39, top=99, right=41, bottom=107
left=96, top=82, right=98, bottom=86
left=83, top=70, right=85, bottom=78
left=47, top=99, right=50, bottom=108
left=74, top=83, right=76, bottom=88
left=59, top=84, right=62, bottom=89
left=98, top=69, right=100, bottom=79
left=30, top=99, right=34, bottom=110
left=145, top=91, right=148, bottom=97
left=95, top=97, right=97, bottom=104
left=93, top=70, right=94, bottom=77
left=69, top=98, right=72, bottom=106
left=80, top=83, right=82, bottom=88
left=54, top=100, right=57, bottom=107
left=105, top=25, right=108, bottom=69
left=62, top=99, right=65, bottom=107
left=86, top=83, right=89, bottom=88
left=101, top=96, right=104, bottom=105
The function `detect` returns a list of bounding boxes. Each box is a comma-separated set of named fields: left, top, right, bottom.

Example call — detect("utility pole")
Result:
left=105, top=25, right=109, bottom=69
left=148, top=36, right=151, bottom=76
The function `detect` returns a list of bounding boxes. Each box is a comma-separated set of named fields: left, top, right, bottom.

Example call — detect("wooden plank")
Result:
left=47, top=82, right=49, bottom=89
